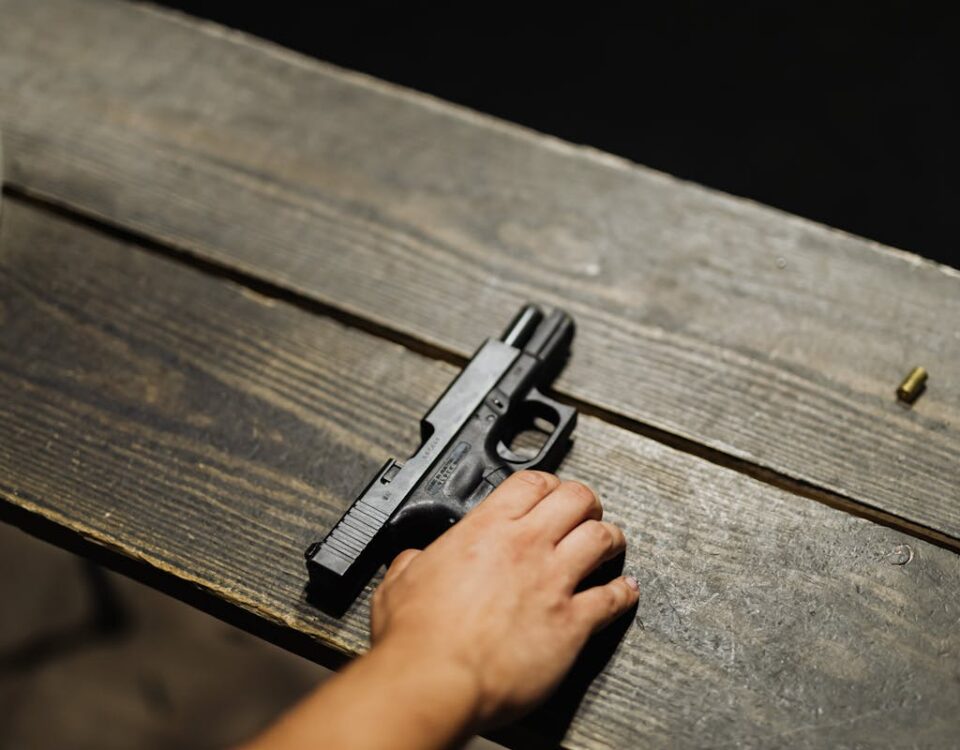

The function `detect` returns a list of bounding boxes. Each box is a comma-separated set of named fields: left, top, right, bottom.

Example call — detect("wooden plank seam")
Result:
left=7, top=186, right=956, bottom=555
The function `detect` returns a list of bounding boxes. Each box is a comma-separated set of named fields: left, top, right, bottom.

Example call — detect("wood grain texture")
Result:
left=1, top=0, right=958, bottom=542
left=2, top=199, right=958, bottom=749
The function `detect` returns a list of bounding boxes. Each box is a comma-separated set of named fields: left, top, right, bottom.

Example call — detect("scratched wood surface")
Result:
left=2, top=200, right=958, bottom=749
left=1, top=0, right=958, bottom=543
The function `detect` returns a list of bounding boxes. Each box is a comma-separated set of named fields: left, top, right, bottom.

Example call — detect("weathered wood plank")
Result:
left=1, top=0, right=957, bottom=542
left=2, top=199, right=958, bottom=749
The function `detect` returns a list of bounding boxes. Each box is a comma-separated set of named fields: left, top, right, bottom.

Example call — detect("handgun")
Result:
left=305, top=303, right=578, bottom=613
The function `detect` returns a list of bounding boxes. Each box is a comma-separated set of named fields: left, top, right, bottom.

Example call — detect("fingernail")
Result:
left=625, top=575, right=639, bottom=591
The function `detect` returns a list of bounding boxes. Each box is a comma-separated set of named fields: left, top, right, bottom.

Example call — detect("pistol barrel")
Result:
left=525, top=308, right=575, bottom=368
left=501, top=304, right=544, bottom=348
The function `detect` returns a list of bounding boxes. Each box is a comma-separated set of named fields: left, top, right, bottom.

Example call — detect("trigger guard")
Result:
left=495, top=388, right=576, bottom=471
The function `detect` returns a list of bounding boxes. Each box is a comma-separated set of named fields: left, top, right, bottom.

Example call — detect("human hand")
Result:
left=370, top=470, right=639, bottom=730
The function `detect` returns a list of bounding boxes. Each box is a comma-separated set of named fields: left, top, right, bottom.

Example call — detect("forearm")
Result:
left=241, top=636, right=480, bottom=750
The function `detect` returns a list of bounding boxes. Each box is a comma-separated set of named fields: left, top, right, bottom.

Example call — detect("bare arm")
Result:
left=242, top=471, right=639, bottom=749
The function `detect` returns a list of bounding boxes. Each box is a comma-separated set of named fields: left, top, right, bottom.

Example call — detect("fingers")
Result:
left=555, top=520, right=627, bottom=585
left=522, top=480, right=602, bottom=543
left=573, top=576, right=640, bottom=634
left=478, top=470, right=560, bottom=519
left=383, top=548, right=420, bottom=584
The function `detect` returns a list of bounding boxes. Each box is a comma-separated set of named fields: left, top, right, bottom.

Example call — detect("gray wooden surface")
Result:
left=2, top=199, right=959, bottom=749
left=1, top=0, right=958, bottom=543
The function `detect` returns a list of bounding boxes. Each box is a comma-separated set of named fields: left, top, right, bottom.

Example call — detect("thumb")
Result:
left=383, top=548, right=421, bottom=583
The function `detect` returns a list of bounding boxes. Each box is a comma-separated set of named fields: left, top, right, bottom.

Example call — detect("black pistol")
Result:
left=305, top=304, right=577, bottom=613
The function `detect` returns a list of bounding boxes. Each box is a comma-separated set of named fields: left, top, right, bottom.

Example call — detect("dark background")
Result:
left=150, top=3, right=959, bottom=270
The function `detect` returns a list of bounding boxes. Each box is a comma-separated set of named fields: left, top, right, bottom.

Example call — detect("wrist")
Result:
left=374, top=632, right=484, bottom=737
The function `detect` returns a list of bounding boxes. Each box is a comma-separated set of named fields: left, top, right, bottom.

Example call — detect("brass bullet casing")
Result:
left=896, top=366, right=928, bottom=404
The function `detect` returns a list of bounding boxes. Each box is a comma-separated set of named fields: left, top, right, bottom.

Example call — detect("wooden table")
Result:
left=2, top=2, right=958, bottom=747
